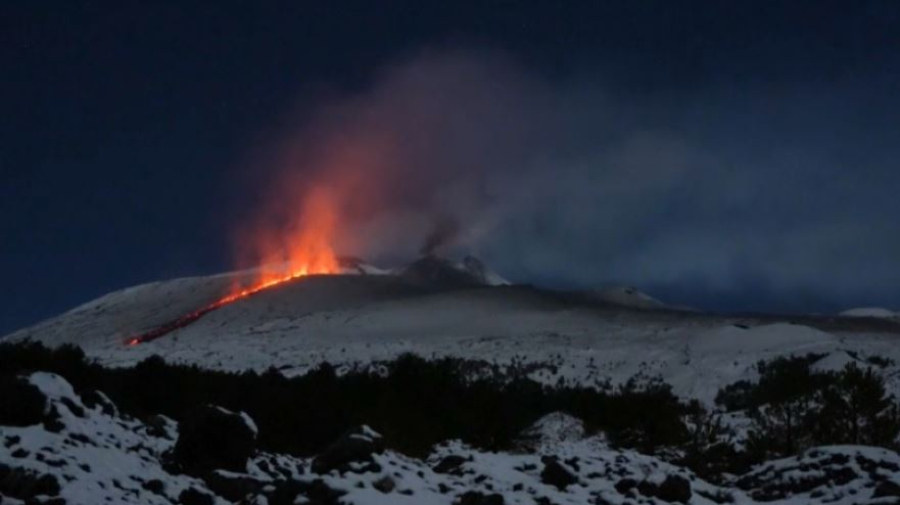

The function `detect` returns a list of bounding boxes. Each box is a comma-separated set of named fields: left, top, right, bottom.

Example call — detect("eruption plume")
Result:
left=248, top=186, right=340, bottom=288
left=419, top=216, right=460, bottom=257
left=126, top=185, right=343, bottom=346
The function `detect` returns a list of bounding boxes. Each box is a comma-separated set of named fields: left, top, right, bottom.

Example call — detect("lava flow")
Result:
left=125, top=268, right=335, bottom=346
left=126, top=187, right=341, bottom=346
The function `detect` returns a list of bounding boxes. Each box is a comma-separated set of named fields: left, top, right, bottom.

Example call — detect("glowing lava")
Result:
left=126, top=187, right=341, bottom=346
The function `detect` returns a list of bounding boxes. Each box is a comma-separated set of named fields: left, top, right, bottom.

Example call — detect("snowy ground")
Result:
left=5, top=271, right=900, bottom=404
left=5, top=372, right=900, bottom=505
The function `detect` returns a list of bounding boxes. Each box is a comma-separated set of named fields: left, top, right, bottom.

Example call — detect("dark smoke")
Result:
left=419, top=216, right=460, bottom=257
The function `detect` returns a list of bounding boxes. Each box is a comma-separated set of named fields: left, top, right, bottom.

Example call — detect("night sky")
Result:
left=2, top=1, right=899, bottom=335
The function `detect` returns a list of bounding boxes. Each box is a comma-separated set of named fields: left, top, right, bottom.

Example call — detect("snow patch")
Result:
left=841, top=307, right=898, bottom=319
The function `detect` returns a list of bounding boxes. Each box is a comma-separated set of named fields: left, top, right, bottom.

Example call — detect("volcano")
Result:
left=4, top=255, right=900, bottom=404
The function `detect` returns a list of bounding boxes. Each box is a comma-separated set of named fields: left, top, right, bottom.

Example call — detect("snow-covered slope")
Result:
left=6, top=372, right=900, bottom=505
left=841, top=307, right=899, bottom=319
left=4, top=265, right=900, bottom=404
left=397, top=255, right=510, bottom=287
left=588, top=286, right=689, bottom=311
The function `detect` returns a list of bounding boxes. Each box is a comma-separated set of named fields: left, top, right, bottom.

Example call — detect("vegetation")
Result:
left=3, top=341, right=898, bottom=479
left=716, top=354, right=900, bottom=461
left=0, top=341, right=690, bottom=457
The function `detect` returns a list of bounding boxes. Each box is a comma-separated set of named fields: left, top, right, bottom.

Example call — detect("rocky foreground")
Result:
left=3, top=372, right=900, bottom=505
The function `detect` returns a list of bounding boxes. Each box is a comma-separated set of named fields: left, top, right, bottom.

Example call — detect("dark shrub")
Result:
left=0, top=376, right=47, bottom=426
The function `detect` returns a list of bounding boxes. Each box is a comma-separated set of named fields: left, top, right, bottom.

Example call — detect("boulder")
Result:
left=172, top=405, right=257, bottom=475
left=0, top=464, right=60, bottom=501
left=141, top=479, right=166, bottom=495
left=81, top=389, right=118, bottom=416
left=178, top=487, right=216, bottom=505
left=455, top=491, right=505, bottom=505
left=203, top=470, right=265, bottom=502
left=874, top=480, right=900, bottom=498
left=146, top=414, right=177, bottom=440
left=267, top=479, right=345, bottom=505
left=432, top=455, right=468, bottom=475
left=540, top=456, right=578, bottom=491
left=372, top=475, right=395, bottom=493
left=311, top=426, right=384, bottom=475
left=638, top=480, right=659, bottom=498
left=657, top=475, right=692, bottom=503
left=614, top=478, right=637, bottom=495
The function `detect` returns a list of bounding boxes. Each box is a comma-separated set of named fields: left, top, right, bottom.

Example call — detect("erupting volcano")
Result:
left=126, top=187, right=343, bottom=346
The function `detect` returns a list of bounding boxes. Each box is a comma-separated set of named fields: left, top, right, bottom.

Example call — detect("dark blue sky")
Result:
left=2, top=1, right=899, bottom=334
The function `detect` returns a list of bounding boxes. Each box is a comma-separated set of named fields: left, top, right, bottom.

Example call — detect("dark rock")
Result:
left=372, top=476, right=395, bottom=493
left=141, top=479, right=166, bottom=495
left=874, top=480, right=900, bottom=498
left=0, top=377, right=47, bottom=426
left=146, top=415, right=176, bottom=440
left=203, top=470, right=265, bottom=502
left=58, top=397, right=85, bottom=418
left=268, top=479, right=345, bottom=505
left=172, top=405, right=257, bottom=475
left=311, top=426, right=384, bottom=475
left=433, top=455, right=468, bottom=475
left=638, top=480, right=659, bottom=498
left=614, top=478, right=637, bottom=495
left=0, top=464, right=60, bottom=501
left=81, top=390, right=118, bottom=416
left=178, top=487, right=216, bottom=505
left=68, top=433, right=91, bottom=445
left=736, top=450, right=862, bottom=501
left=540, top=456, right=578, bottom=491
left=657, top=475, right=692, bottom=503
left=455, top=491, right=505, bottom=505
left=43, top=407, right=65, bottom=433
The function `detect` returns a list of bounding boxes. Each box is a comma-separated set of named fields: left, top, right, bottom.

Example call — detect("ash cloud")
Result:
left=420, top=216, right=460, bottom=257
left=246, top=49, right=900, bottom=312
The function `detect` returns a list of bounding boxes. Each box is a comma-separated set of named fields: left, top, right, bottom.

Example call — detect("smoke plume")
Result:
left=419, top=216, right=460, bottom=257
left=236, top=48, right=900, bottom=312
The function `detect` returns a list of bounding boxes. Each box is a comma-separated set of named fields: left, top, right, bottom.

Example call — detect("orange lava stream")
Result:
left=126, top=186, right=342, bottom=346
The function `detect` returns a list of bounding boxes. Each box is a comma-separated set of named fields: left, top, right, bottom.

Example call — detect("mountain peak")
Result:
left=400, top=254, right=509, bottom=288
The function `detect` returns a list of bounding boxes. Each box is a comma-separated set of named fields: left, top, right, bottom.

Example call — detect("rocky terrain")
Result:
left=4, top=261, right=900, bottom=504
left=4, top=371, right=900, bottom=505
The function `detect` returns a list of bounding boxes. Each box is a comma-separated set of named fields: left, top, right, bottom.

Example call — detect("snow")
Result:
left=27, top=371, right=79, bottom=401
left=1, top=373, right=226, bottom=505
left=6, top=261, right=900, bottom=503
left=240, top=412, right=259, bottom=437
left=4, top=267, right=900, bottom=406
left=841, top=307, right=898, bottom=319
left=590, top=285, right=686, bottom=311
left=810, top=351, right=864, bottom=373
left=4, top=372, right=900, bottom=504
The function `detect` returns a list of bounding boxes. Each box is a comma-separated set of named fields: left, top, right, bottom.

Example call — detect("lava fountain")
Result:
left=126, top=187, right=342, bottom=346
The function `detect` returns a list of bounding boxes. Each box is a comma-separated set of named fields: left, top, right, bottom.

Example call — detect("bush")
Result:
left=716, top=354, right=900, bottom=461
left=812, top=364, right=900, bottom=447
left=0, top=342, right=690, bottom=457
